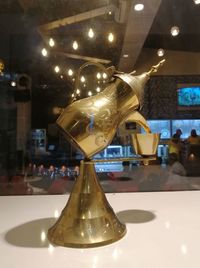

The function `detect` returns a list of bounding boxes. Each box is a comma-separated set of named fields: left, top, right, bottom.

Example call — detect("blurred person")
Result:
left=168, top=133, right=182, bottom=160
left=59, top=165, right=69, bottom=178
left=175, top=128, right=182, bottom=139
left=74, top=165, right=80, bottom=176
left=48, top=165, right=56, bottom=180
left=164, top=153, right=189, bottom=191
left=187, top=129, right=200, bottom=144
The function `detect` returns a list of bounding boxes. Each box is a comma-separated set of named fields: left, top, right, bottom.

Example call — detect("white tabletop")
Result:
left=1, top=191, right=200, bottom=268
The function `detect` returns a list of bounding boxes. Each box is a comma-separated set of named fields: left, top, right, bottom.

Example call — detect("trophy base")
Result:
left=48, top=160, right=126, bottom=248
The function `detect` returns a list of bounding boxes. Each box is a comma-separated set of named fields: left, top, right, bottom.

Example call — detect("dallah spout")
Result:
left=114, top=59, right=165, bottom=109
left=56, top=60, right=165, bottom=159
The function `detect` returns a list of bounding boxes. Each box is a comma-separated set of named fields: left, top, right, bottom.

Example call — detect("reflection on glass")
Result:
left=172, top=119, right=200, bottom=138
left=180, top=244, right=188, bottom=255
left=112, top=247, right=122, bottom=260
left=165, top=221, right=170, bottom=229
left=40, top=231, right=46, bottom=242
left=48, top=243, right=55, bottom=253
left=141, top=120, right=171, bottom=139
left=54, top=210, right=59, bottom=218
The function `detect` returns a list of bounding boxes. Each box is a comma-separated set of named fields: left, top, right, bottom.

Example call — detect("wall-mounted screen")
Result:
left=177, top=84, right=200, bottom=110
left=141, top=120, right=171, bottom=139
left=172, top=119, right=200, bottom=139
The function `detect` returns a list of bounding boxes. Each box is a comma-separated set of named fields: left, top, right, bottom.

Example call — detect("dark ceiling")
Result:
left=144, top=0, right=200, bottom=52
left=0, top=0, right=200, bottom=80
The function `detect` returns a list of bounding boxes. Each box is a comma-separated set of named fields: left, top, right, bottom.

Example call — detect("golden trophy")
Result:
left=48, top=59, right=165, bottom=248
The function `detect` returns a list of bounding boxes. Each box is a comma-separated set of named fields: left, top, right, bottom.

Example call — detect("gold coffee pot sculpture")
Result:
left=48, top=59, right=165, bottom=248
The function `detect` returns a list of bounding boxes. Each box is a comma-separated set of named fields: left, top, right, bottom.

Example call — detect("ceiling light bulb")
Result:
left=134, top=3, right=144, bottom=11
left=194, top=0, right=200, bottom=4
left=11, top=81, right=16, bottom=87
left=170, top=26, right=180, bottom=36
left=54, top=66, right=60, bottom=73
left=49, top=38, right=55, bottom=47
left=68, top=69, right=73, bottom=76
left=102, top=73, right=107, bottom=79
left=108, top=33, right=114, bottom=43
left=88, top=28, right=94, bottom=38
left=76, top=89, right=80, bottom=94
left=157, top=48, right=165, bottom=57
left=96, top=72, right=101, bottom=79
left=60, top=75, right=63, bottom=79
left=41, top=48, right=48, bottom=57
left=80, top=76, right=85, bottom=82
left=72, top=41, right=78, bottom=50
left=88, top=91, right=92, bottom=96
left=96, top=87, right=101, bottom=92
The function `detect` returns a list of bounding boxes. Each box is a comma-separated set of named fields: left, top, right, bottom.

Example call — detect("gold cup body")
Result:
left=48, top=160, right=126, bottom=248
left=131, top=133, right=160, bottom=156
left=56, top=73, right=152, bottom=159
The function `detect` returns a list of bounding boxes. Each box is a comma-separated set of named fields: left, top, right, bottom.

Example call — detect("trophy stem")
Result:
left=48, top=160, right=126, bottom=248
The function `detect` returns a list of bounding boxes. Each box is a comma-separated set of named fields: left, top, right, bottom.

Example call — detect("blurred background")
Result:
left=1, top=0, right=200, bottom=195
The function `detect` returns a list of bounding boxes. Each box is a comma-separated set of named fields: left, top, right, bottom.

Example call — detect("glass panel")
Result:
left=1, top=0, right=200, bottom=195
left=172, top=119, right=200, bottom=139
left=141, top=120, right=171, bottom=139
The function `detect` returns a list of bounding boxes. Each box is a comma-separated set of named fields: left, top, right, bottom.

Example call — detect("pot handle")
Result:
left=72, top=62, right=108, bottom=102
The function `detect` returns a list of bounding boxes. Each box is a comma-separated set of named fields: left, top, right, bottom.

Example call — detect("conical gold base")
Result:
left=48, top=160, right=126, bottom=248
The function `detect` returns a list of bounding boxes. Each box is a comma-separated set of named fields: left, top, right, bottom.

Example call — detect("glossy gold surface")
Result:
left=49, top=60, right=165, bottom=248
left=48, top=160, right=126, bottom=248
left=131, top=133, right=160, bottom=156
left=57, top=60, right=165, bottom=159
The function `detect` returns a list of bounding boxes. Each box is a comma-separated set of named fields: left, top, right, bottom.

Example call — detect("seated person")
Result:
left=168, top=133, right=182, bottom=159
left=187, top=129, right=200, bottom=144
left=175, top=128, right=182, bottom=139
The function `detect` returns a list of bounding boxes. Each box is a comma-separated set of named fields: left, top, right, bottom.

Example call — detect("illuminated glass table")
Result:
left=1, top=191, right=200, bottom=267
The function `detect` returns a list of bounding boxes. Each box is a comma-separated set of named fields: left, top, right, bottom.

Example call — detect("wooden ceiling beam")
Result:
left=37, top=5, right=117, bottom=35
left=118, top=0, right=162, bottom=72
